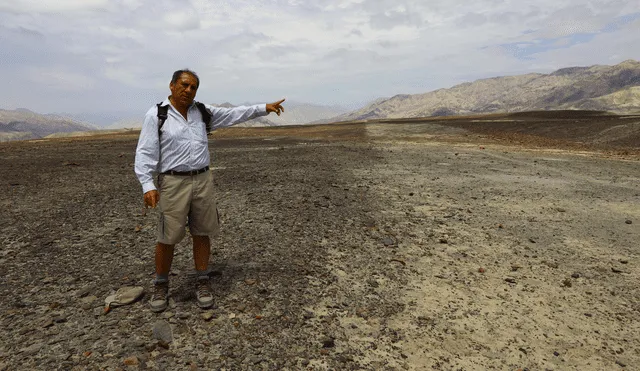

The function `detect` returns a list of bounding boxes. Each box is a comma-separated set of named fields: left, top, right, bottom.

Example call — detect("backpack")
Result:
left=156, top=101, right=212, bottom=137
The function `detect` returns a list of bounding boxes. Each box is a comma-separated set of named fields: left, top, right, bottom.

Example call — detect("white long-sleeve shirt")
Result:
left=135, top=98, right=268, bottom=194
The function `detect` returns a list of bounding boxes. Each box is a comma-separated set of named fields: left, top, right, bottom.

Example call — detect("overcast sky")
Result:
left=1, top=0, right=639, bottom=115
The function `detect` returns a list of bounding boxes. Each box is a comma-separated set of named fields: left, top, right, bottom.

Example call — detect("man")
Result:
left=135, top=69, right=284, bottom=312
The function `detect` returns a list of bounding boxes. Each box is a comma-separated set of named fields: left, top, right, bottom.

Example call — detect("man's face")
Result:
left=169, top=73, right=198, bottom=107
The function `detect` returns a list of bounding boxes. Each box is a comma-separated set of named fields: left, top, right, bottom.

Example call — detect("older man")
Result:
left=135, top=69, right=284, bottom=312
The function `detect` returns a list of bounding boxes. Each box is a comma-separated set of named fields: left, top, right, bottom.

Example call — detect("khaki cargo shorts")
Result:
left=157, top=170, right=220, bottom=245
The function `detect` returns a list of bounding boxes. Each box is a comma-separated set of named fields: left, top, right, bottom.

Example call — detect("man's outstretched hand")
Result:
left=144, top=190, right=159, bottom=208
left=266, top=99, right=285, bottom=116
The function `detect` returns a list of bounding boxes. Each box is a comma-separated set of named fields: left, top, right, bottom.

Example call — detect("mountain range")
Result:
left=0, top=109, right=97, bottom=142
left=320, top=59, right=640, bottom=123
left=2, top=60, right=639, bottom=142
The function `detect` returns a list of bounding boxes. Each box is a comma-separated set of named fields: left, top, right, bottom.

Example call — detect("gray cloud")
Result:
left=0, top=0, right=637, bottom=116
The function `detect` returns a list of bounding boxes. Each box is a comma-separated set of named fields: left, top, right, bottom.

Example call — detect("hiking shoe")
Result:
left=149, top=281, right=169, bottom=313
left=196, top=278, right=214, bottom=309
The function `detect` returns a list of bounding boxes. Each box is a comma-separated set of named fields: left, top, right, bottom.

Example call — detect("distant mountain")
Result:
left=325, top=60, right=640, bottom=123
left=0, top=109, right=97, bottom=142
left=105, top=117, right=143, bottom=130
left=264, top=102, right=350, bottom=125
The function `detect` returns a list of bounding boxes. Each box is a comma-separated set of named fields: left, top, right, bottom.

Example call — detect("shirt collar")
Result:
left=161, top=96, right=197, bottom=109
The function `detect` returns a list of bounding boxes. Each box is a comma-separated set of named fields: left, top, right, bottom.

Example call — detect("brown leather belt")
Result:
left=162, top=166, right=209, bottom=176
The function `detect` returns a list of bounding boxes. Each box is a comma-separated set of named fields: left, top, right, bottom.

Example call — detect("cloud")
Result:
left=0, top=0, right=110, bottom=14
left=0, top=0, right=638, bottom=114
left=26, top=67, right=96, bottom=91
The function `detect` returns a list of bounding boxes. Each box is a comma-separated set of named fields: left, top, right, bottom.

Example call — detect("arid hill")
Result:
left=0, top=108, right=96, bottom=142
left=324, top=60, right=640, bottom=123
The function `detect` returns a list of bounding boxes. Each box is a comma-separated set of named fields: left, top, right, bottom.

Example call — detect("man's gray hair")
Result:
left=171, top=69, right=200, bottom=88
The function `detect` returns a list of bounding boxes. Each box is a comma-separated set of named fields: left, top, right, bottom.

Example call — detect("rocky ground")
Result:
left=0, top=113, right=639, bottom=370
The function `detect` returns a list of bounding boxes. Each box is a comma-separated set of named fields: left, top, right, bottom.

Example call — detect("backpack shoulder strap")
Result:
left=156, top=103, right=169, bottom=137
left=194, top=102, right=212, bottom=134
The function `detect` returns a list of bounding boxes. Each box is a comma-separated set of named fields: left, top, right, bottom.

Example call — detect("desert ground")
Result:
left=0, top=112, right=639, bottom=370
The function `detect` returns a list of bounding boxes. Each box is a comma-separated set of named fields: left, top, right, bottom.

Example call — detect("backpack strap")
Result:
left=156, top=103, right=169, bottom=137
left=194, top=102, right=212, bottom=134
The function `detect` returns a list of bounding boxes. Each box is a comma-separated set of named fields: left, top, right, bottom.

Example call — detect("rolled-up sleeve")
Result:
left=134, top=109, right=160, bottom=194
left=207, top=104, right=268, bottom=130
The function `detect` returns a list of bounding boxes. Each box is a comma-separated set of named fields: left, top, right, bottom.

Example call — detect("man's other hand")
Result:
left=144, top=190, right=159, bottom=208
left=266, top=99, right=285, bottom=116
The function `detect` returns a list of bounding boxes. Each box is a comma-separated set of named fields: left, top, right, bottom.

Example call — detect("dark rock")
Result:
left=303, top=311, right=315, bottom=319
left=152, top=320, right=173, bottom=343
left=504, top=278, right=516, bottom=284
left=382, top=237, right=395, bottom=246
left=625, top=220, right=632, bottom=224
left=321, top=337, right=335, bottom=348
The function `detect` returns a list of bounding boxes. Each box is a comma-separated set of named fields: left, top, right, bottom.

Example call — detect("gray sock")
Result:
left=196, top=270, right=209, bottom=281
left=154, top=273, right=169, bottom=284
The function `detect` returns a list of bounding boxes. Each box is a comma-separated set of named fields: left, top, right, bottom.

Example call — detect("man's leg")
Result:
left=192, top=235, right=210, bottom=272
left=156, top=242, right=176, bottom=278
left=150, top=242, right=175, bottom=313
left=193, top=235, right=214, bottom=309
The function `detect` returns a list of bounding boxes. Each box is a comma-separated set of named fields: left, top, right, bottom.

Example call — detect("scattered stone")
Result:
left=611, top=267, right=623, bottom=273
left=321, top=336, right=335, bottom=348
left=382, top=237, right=395, bottom=246
left=553, top=351, right=560, bottom=357
left=164, top=312, right=174, bottom=319
left=528, top=238, right=537, bottom=243
left=53, top=314, right=67, bottom=323
left=20, top=343, right=43, bottom=356
left=41, top=318, right=54, bottom=328
left=244, top=279, right=257, bottom=285
left=505, top=278, right=516, bottom=284
left=152, top=320, right=173, bottom=344
left=511, top=265, right=522, bottom=272
left=123, top=356, right=139, bottom=366
left=571, top=272, right=581, bottom=279
left=543, top=261, right=559, bottom=269
left=176, top=313, right=190, bottom=320
left=201, top=311, right=215, bottom=321
left=478, top=267, right=486, bottom=273
left=561, top=279, right=572, bottom=288
left=620, top=259, right=629, bottom=264
left=556, top=207, right=566, bottom=212
left=625, top=220, right=632, bottom=225
left=390, top=258, right=406, bottom=266
left=303, top=311, right=315, bottom=319
left=93, top=307, right=104, bottom=317
left=584, top=313, right=593, bottom=317
left=616, top=359, right=627, bottom=367
left=77, top=286, right=94, bottom=298
left=439, top=238, right=448, bottom=244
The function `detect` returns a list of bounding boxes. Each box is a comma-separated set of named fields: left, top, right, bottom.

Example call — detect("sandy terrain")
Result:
left=0, top=113, right=638, bottom=370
